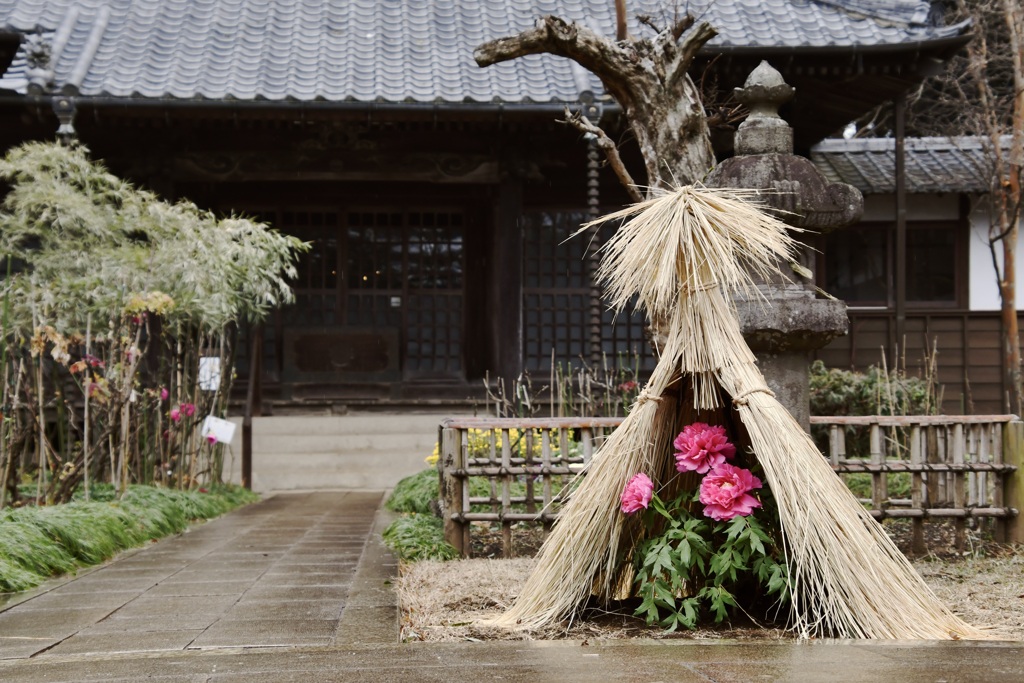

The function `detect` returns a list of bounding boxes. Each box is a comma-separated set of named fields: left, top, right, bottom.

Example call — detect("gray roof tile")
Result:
left=811, top=137, right=1007, bottom=195
left=0, top=0, right=967, bottom=103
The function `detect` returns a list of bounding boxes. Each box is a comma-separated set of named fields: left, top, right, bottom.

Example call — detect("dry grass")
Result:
left=913, top=550, right=1024, bottom=639
left=396, top=544, right=1024, bottom=642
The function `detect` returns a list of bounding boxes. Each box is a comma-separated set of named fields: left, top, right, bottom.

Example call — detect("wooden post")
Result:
left=440, top=427, right=466, bottom=556
left=524, top=428, right=536, bottom=515
left=909, top=425, right=925, bottom=554
left=869, top=423, right=885, bottom=512
left=501, top=428, right=512, bottom=558
left=241, top=324, right=262, bottom=490
left=952, top=423, right=967, bottom=550
left=1000, top=421, right=1024, bottom=544
left=541, top=429, right=553, bottom=533
left=828, top=425, right=841, bottom=467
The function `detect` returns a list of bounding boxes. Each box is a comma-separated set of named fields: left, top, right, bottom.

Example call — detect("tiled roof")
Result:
left=0, top=0, right=967, bottom=103
left=811, top=137, right=1008, bottom=194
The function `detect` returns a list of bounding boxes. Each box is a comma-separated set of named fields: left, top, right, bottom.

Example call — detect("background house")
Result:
left=812, top=136, right=1022, bottom=414
left=0, top=0, right=975, bottom=412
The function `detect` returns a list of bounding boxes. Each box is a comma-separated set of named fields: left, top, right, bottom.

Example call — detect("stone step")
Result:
left=254, top=433, right=438, bottom=454
left=224, top=413, right=453, bottom=492
left=247, top=413, right=459, bottom=437
left=243, top=451, right=429, bottom=491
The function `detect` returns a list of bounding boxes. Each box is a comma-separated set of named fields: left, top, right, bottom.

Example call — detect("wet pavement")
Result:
left=0, top=491, right=1022, bottom=682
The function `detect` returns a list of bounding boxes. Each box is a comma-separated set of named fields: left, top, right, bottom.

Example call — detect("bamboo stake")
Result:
left=0, top=359, right=9, bottom=509
left=0, top=256, right=11, bottom=508
left=83, top=314, right=91, bottom=501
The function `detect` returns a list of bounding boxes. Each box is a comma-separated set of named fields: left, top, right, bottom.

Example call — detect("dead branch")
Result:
left=671, top=15, right=695, bottom=42
left=636, top=14, right=661, bottom=34
left=667, top=22, right=717, bottom=90
left=475, top=12, right=716, bottom=188
left=562, top=107, right=643, bottom=203
left=474, top=15, right=638, bottom=97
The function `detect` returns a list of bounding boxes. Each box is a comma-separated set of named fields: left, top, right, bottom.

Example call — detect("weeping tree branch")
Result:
left=561, top=107, right=643, bottom=203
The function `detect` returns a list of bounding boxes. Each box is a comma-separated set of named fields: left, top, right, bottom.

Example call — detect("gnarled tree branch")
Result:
left=475, top=13, right=717, bottom=189
left=474, top=15, right=640, bottom=100
left=561, top=107, right=643, bottom=203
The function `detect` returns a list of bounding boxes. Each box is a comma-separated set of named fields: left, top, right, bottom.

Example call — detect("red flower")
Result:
left=674, top=423, right=736, bottom=474
left=699, top=464, right=762, bottom=521
left=620, top=473, right=654, bottom=515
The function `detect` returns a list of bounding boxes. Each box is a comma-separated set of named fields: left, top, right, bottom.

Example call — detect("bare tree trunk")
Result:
left=475, top=14, right=716, bottom=192
left=953, top=0, right=1024, bottom=415
left=999, top=0, right=1023, bottom=414
left=999, top=211, right=1021, bottom=414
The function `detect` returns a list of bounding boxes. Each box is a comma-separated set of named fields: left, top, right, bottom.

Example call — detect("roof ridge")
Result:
left=813, top=135, right=1013, bottom=153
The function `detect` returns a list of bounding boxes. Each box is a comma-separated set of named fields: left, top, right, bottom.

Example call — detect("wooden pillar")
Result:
left=1001, top=421, right=1024, bottom=544
left=894, top=95, right=907, bottom=357
left=489, top=173, right=524, bottom=387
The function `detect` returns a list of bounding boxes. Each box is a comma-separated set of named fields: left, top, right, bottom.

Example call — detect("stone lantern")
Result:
left=706, top=61, right=863, bottom=429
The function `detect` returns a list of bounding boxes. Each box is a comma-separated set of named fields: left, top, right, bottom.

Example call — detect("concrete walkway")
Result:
left=1, top=492, right=1022, bottom=682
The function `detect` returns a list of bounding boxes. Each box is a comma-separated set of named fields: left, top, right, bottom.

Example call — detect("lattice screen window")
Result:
left=345, top=212, right=404, bottom=328
left=522, top=211, right=654, bottom=374
left=280, top=210, right=340, bottom=327
left=404, top=211, right=464, bottom=375
left=407, top=293, right=463, bottom=373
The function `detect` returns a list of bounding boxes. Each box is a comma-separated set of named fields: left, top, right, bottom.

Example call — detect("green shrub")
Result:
left=841, top=472, right=912, bottom=501
left=382, top=514, right=459, bottom=562
left=0, top=485, right=258, bottom=592
left=809, top=360, right=935, bottom=417
left=810, top=360, right=940, bottom=459
left=386, top=468, right=439, bottom=514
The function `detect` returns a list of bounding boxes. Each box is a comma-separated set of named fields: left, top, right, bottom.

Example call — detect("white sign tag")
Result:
left=201, top=415, right=237, bottom=445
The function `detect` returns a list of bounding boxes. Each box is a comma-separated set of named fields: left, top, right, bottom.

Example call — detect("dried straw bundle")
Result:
left=490, top=186, right=982, bottom=639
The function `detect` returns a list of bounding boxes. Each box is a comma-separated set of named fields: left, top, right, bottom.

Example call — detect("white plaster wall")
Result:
left=967, top=198, right=1024, bottom=311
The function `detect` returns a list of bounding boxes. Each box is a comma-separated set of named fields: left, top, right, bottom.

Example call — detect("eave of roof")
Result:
left=811, top=136, right=1008, bottom=195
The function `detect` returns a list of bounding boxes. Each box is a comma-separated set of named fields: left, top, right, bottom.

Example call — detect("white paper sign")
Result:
left=198, top=357, right=221, bottom=391
left=201, top=415, right=236, bottom=445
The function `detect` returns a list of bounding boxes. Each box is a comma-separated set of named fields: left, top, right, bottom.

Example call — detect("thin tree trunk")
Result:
left=1000, top=0, right=1023, bottom=415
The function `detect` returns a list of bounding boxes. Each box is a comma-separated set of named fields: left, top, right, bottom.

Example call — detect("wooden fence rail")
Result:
left=438, top=415, right=1023, bottom=557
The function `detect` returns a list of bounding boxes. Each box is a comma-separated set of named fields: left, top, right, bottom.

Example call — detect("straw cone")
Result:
left=490, top=186, right=983, bottom=639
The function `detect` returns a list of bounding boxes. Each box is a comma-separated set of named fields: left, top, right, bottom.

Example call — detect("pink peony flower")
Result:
left=674, top=423, right=736, bottom=474
left=206, top=435, right=217, bottom=445
left=159, top=387, right=169, bottom=401
left=620, top=473, right=654, bottom=515
left=170, top=407, right=181, bottom=423
left=181, top=403, right=196, bottom=417
left=698, top=463, right=763, bottom=521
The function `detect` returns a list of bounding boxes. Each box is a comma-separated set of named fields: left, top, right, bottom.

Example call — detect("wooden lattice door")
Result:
left=345, top=209, right=465, bottom=381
